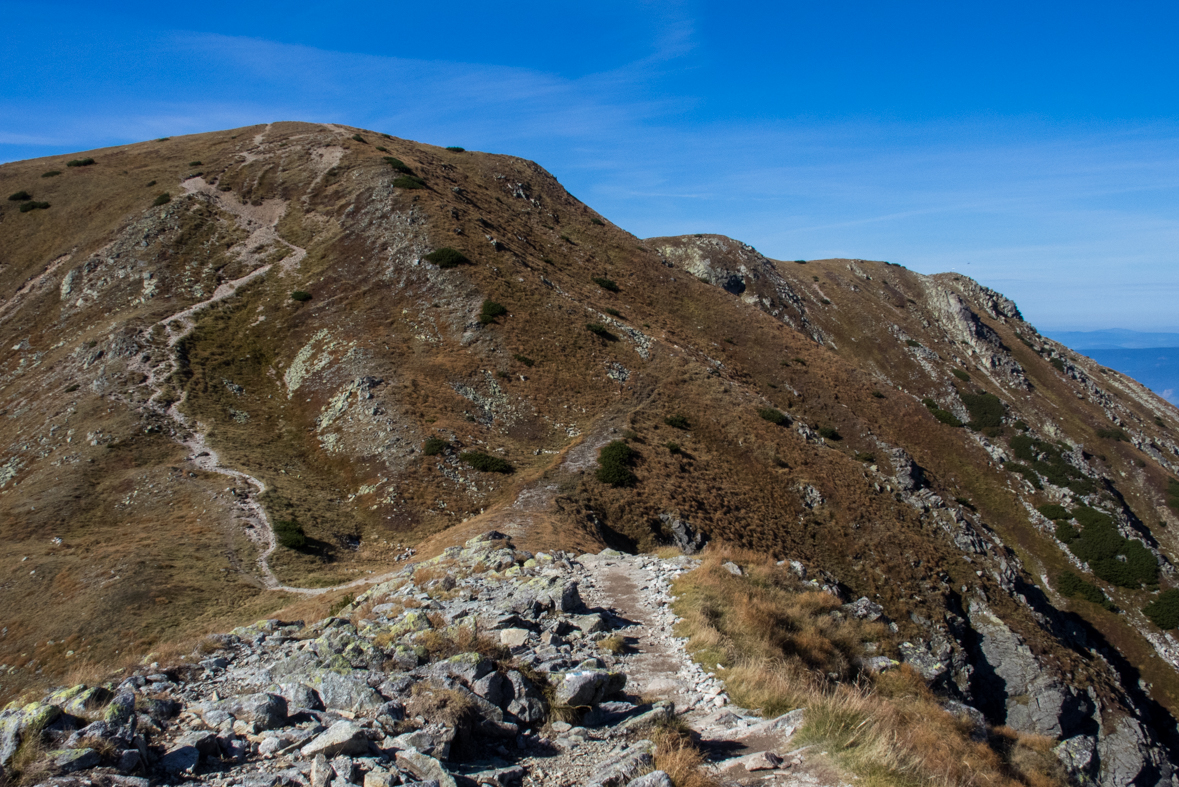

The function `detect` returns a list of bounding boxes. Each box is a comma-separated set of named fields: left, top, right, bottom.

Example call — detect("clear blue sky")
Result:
left=4, top=1, right=1179, bottom=333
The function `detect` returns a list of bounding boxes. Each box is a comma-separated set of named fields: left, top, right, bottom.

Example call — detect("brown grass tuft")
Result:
left=651, top=718, right=718, bottom=787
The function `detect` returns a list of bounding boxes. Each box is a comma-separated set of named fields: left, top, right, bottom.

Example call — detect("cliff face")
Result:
left=0, top=122, right=1178, bottom=784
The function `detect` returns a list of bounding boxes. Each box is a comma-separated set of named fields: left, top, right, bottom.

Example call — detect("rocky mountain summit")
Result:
left=2, top=122, right=1179, bottom=786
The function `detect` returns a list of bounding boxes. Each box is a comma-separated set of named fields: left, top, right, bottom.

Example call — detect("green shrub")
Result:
left=856, top=452, right=876, bottom=463
left=1055, top=522, right=1079, bottom=542
left=383, top=156, right=413, bottom=173
left=329, top=593, right=354, bottom=617
left=1096, top=428, right=1129, bottom=442
left=951, top=368, right=971, bottom=382
left=153, top=193, right=171, bottom=206
left=445, top=146, right=465, bottom=152
left=870, top=390, right=884, bottom=398
left=923, top=399, right=963, bottom=427
left=1013, top=420, right=1029, bottom=431
left=603, top=307, right=622, bottom=317
left=596, top=440, right=638, bottom=487
left=666, top=442, right=682, bottom=455
left=586, top=323, right=615, bottom=340
left=665, top=414, right=690, bottom=430
left=1038, top=503, right=1072, bottom=520
left=274, top=518, right=306, bottom=549
left=7, top=190, right=31, bottom=201
left=1010, top=433, right=1090, bottom=491
left=961, top=391, right=1004, bottom=430
left=460, top=451, right=513, bottom=473
left=41, top=170, right=61, bottom=178
left=905, top=339, right=922, bottom=348
left=425, top=248, right=471, bottom=268
left=818, top=426, right=842, bottom=441
left=351, top=134, right=368, bottom=143
left=757, top=408, right=789, bottom=426
left=1057, top=571, right=1113, bottom=609
left=375, top=146, right=389, bottom=152
left=423, top=437, right=447, bottom=456
left=1064, top=506, right=1158, bottom=587
left=512, top=354, right=535, bottom=367
left=479, top=300, right=507, bottom=324
left=820, top=298, right=832, bottom=305
left=1144, top=589, right=1179, bottom=629
left=19, top=201, right=49, bottom=212
left=1004, top=461, right=1043, bottom=489
left=1050, top=358, right=1065, bottom=372
left=66, top=158, right=95, bottom=167
left=146, top=180, right=157, bottom=187
left=392, top=175, right=427, bottom=189
left=590, top=217, right=605, bottom=226
left=188, top=160, right=202, bottom=166
left=592, top=276, right=620, bottom=292
left=291, top=290, right=312, bottom=302
left=1167, top=478, right=1179, bottom=514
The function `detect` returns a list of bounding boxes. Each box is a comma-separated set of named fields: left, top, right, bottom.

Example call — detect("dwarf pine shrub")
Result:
left=479, top=300, right=507, bottom=324
left=422, top=437, right=447, bottom=456
left=1144, top=589, right=1179, bottom=629
left=67, top=158, right=95, bottom=167
left=596, top=440, right=638, bottom=487
left=383, top=156, right=413, bottom=173
left=460, top=451, right=513, bottom=473
left=8, top=190, right=31, bottom=201
left=425, top=248, right=471, bottom=268
left=274, top=518, right=306, bottom=549
left=392, top=175, right=427, bottom=189
left=593, top=276, right=620, bottom=292
left=291, top=291, right=312, bottom=302
left=19, top=201, right=50, bottom=212
left=665, top=414, right=690, bottom=430
left=758, top=408, right=789, bottom=426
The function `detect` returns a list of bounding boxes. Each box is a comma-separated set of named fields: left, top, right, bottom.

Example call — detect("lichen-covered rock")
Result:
left=50, top=747, right=100, bottom=773
left=555, top=669, right=626, bottom=708
left=301, top=720, right=371, bottom=758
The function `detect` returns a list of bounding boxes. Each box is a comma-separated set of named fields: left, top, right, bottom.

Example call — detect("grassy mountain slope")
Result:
left=1, top=123, right=1178, bottom=774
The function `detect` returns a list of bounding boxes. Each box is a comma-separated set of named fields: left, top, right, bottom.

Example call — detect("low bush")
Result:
left=1096, top=427, right=1129, bottom=442
left=590, top=217, right=605, bottom=226
left=961, top=391, right=1004, bottom=430
left=153, top=193, right=171, bottom=206
left=146, top=180, right=157, bottom=187
left=375, top=146, right=389, bottom=152
left=951, top=368, right=971, bottom=382
left=1057, top=570, right=1113, bottom=609
left=425, top=247, right=471, bottom=268
left=665, top=442, right=682, bottom=455
left=818, top=426, right=842, bottom=441
left=1050, top=358, right=1066, bottom=372
left=596, top=440, right=638, bottom=487
left=460, top=451, right=513, bottom=473
left=592, top=276, right=620, bottom=292
left=1004, top=461, right=1043, bottom=489
left=8, top=190, right=31, bottom=201
left=923, top=399, right=963, bottom=427
left=905, top=339, right=922, bottom=348
left=1063, top=506, right=1158, bottom=588
left=1143, top=589, right=1179, bottom=630
left=383, top=156, right=413, bottom=173
left=392, top=175, right=427, bottom=189
left=351, top=134, right=368, bottom=143
left=757, top=407, right=789, bottom=426
left=479, top=300, right=507, bottom=324
left=41, top=170, right=61, bottom=178
left=1168, top=478, right=1179, bottom=514
left=274, top=518, right=306, bottom=549
left=290, top=290, right=312, bottom=302
left=665, top=414, right=690, bottom=430
left=422, top=437, right=447, bottom=456
left=19, top=201, right=50, bottom=212
left=512, top=354, right=535, bottom=367
left=856, top=452, right=876, bottom=463
left=66, top=158, right=95, bottom=167
left=603, top=307, right=622, bottom=317
left=870, top=390, right=884, bottom=398
left=188, top=160, right=202, bottom=166
left=1055, top=521, right=1079, bottom=542
left=1038, top=503, right=1071, bottom=520
left=445, top=146, right=465, bottom=152
left=586, top=323, right=615, bottom=340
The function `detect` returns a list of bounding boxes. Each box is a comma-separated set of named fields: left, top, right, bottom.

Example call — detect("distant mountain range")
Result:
left=1047, top=330, right=1179, bottom=404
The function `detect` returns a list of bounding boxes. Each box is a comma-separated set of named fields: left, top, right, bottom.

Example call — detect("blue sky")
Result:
left=4, top=1, right=1179, bottom=333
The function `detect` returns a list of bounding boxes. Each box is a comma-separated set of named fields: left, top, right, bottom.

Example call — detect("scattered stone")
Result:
left=301, top=721, right=371, bottom=758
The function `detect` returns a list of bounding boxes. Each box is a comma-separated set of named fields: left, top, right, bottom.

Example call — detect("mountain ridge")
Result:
left=1, top=121, right=1179, bottom=785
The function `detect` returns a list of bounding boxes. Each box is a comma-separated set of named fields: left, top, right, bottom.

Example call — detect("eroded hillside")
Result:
left=1, top=122, right=1178, bottom=783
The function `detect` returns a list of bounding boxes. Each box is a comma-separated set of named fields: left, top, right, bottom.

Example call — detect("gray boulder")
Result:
left=217, top=693, right=289, bottom=730
left=51, top=748, right=100, bottom=774
left=555, top=669, right=627, bottom=708
left=301, top=721, right=372, bottom=758
left=395, top=750, right=457, bottom=787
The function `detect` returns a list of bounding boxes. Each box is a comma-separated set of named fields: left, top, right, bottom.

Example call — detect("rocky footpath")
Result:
left=0, top=533, right=827, bottom=787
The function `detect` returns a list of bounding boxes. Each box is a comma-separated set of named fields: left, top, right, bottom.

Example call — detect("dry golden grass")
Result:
left=671, top=551, right=1067, bottom=787
left=650, top=718, right=718, bottom=787
left=405, top=682, right=477, bottom=728
left=413, top=624, right=510, bottom=663
left=597, top=633, right=628, bottom=654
